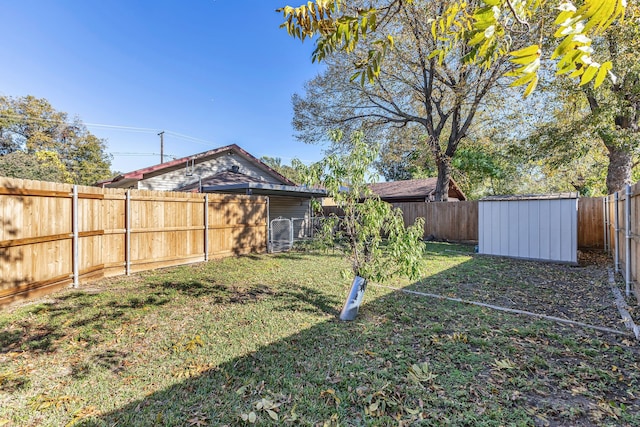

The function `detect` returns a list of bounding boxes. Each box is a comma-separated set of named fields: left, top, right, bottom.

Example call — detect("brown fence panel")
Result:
left=0, top=178, right=74, bottom=304
left=129, top=190, right=206, bottom=273
left=577, top=197, right=604, bottom=249
left=0, top=178, right=268, bottom=307
left=207, top=194, right=267, bottom=257
left=391, top=201, right=479, bottom=243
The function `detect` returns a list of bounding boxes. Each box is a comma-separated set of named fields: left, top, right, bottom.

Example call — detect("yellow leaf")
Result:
left=594, top=61, right=613, bottom=88
left=468, top=31, right=485, bottom=47
left=510, top=54, right=539, bottom=65
left=568, top=66, right=584, bottom=79
left=510, top=44, right=540, bottom=58
left=266, top=409, right=279, bottom=421
left=524, top=75, right=539, bottom=97
left=580, top=64, right=599, bottom=85
left=387, top=34, right=394, bottom=49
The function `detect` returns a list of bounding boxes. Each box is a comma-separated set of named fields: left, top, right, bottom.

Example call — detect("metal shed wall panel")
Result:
left=479, top=198, right=578, bottom=263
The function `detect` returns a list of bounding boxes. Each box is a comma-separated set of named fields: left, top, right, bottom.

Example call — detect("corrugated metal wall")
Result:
left=479, top=197, right=578, bottom=263
left=269, top=196, right=310, bottom=239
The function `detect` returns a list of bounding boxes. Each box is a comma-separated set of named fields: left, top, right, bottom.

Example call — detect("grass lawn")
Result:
left=0, top=243, right=638, bottom=426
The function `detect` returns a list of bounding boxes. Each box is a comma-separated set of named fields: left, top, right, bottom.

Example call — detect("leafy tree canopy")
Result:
left=279, top=0, right=627, bottom=96
left=0, top=95, right=113, bottom=185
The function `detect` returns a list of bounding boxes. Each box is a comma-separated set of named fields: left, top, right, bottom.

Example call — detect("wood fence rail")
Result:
left=0, top=177, right=267, bottom=307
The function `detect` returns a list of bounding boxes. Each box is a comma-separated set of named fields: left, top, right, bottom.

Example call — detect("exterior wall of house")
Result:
left=269, top=196, right=311, bottom=239
left=131, top=155, right=282, bottom=191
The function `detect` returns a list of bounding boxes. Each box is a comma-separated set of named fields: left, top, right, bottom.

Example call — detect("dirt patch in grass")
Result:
left=0, top=245, right=638, bottom=426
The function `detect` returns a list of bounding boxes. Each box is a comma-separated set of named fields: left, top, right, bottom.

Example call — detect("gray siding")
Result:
left=135, top=155, right=282, bottom=191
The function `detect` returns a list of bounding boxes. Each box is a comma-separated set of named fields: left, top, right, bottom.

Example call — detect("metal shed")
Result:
left=478, top=194, right=578, bottom=264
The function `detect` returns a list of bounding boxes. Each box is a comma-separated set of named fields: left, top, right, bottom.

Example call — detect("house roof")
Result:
left=368, top=177, right=466, bottom=201
left=96, top=144, right=296, bottom=187
left=177, top=170, right=266, bottom=192
left=201, top=182, right=327, bottom=198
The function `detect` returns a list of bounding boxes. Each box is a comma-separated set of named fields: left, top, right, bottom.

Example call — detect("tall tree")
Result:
left=0, top=96, right=113, bottom=185
left=582, top=9, right=640, bottom=193
left=292, top=0, right=520, bottom=200
left=523, top=4, right=640, bottom=194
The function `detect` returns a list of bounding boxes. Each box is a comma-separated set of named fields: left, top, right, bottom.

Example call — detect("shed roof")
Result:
left=368, top=177, right=466, bottom=201
left=480, top=193, right=578, bottom=201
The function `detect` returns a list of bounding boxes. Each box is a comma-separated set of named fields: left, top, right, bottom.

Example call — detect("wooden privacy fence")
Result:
left=392, top=201, right=479, bottom=243
left=0, top=177, right=267, bottom=307
left=604, top=184, right=640, bottom=301
left=324, top=198, right=604, bottom=247
left=577, top=197, right=605, bottom=249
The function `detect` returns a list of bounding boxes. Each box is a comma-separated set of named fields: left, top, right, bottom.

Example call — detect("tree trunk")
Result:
left=606, top=145, right=632, bottom=194
left=434, top=156, right=452, bottom=201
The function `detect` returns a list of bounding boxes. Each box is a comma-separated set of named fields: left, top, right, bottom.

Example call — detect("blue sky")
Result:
left=0, top=0, right=326, bottom=173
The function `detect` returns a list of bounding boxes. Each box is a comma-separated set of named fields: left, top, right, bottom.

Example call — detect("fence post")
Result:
left=266, top=197, right=271, bottom=253
left=204, top=194, right=209, bottom=262
left=72, top=185, right=79, bottom=288
left=614, top=192, right=620, bottom=273
left=625, top=185, right=632, bottom=297
left=603, top=197, right=609, bottom=253
left=126, top=190, right=131, bottom=276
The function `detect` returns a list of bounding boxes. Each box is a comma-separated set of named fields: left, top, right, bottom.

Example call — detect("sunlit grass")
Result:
left=0, top=244, right=638, bottom=426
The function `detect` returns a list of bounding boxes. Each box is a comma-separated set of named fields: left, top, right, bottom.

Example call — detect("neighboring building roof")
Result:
left=96, top=144, right=296, bottom=187
left=368, top=177, right=467, bottom=201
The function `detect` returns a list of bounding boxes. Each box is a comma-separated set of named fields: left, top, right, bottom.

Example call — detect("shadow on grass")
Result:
left=0, top=290, right=173, bottom=354
left=74, top=255, right=640, bottom=426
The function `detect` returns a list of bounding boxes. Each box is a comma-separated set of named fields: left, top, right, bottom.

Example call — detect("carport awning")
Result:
left=201, top=183, right=326, bottom=198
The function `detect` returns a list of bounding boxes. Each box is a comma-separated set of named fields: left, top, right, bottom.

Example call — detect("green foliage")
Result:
left=279, top=0, right=628, bottom=96
left=300, top=131, right=425, bottom=281
left=259, top=156, right=306, bottom=184
left=0, top=150, right=72, bottom=183
left=0, top=95, right=113, bottom=184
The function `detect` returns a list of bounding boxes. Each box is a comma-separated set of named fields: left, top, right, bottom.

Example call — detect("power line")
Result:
left=0, top=113, right=215, bottom=147
left=111, top=152, right=178, bottom=158
left=164, top=130, right=214, bottom=146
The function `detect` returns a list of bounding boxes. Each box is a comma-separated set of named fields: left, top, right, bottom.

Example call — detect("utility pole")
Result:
left=158, top=131, right=165, bottom=164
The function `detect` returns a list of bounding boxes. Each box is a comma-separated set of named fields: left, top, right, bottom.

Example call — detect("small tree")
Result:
left=301, top=131, right=425, bottom=318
